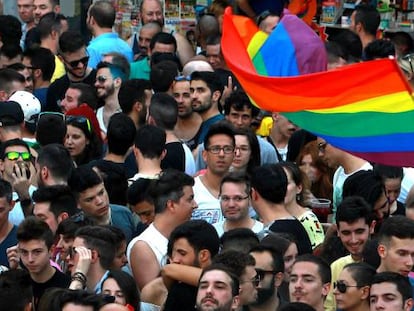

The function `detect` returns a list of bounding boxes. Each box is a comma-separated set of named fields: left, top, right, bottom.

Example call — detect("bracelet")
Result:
left=71, top=271, right=87, bottom=288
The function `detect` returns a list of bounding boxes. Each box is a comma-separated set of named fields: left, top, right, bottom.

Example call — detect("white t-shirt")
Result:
left=213, top=219, right=264, bottom=237
left=191, top=176, right=223, bottom=224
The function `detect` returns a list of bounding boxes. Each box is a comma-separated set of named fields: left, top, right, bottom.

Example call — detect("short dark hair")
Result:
left=149, top=92, right=178, bottom=130
left=203, top=121, right=235, bottom=149
left=0, top=270, right=33, bottom=311
left=336, top=196, right=373, bottom=227
left=377, top=215, right=414, bottom=245
left=250, top=244, right=285, bottom=273
left=0, top=15, right=22, bottom=47
left=107, top=113, right=136, bottom=156
left=56, top=212, right=96, bottom=239
left=261, top=232, right=296, bottom=256
left=59, top=31, right=86, bottom=54
left=102, top=52, right=131, bottom=79
left=37, top=12, right=66, bottom=40
left=342, top=170, right=385, bottom=210
left=373, top=164, right=404, bottom=181
left=69, top=165, right=103, bottom=194
left=89, top=0, right=116, bottom=28
left=278, top=302, right=318, bottom=311
left=371, top=272, right=413, bottom=302
left=150, top=32, right=177, bottom=52
left=343, top=262, right=376, bottom=287
left=127, top=178, right=153, bottom=206
left=168, top=220, right=220, bottom=259
left=0, top=138, right=30, bottom=159
left=23, top=47, right=55, bottom=81
left=205, top=34, right=221, bottom=46
left=0, top=179, right=13, bottom=202
left=220, top=228, right=259, bottom=253
left=17, top=216, right=55, bottom=249
left=119, top=79, right=151, bottom=117
left=32, top=185, right=79, bottom=219
left=191, top=71, right=223, bottom=94
left=293, top=254, right=331, bottom=284
left=354, top=4, right=380, bottom=36
left=52, top=289, right=104, bottom=311
left=213, top=250, right=256, bottom=277
left=96, top=61, right=128, bottom=82
left=134, top=124, right=166, bottom=159
left=74, top=225, right=117, bottom=269
left=363, top=39, right=395, bottom=61
left=251, top=164, right=287, bottom=204
left=37, top=143, right=74, bottom=182
left=223, top=90, right=260, bottom=117
left=149, top=169, right=194, bottom=213
left=0, top=44, right=22, bottom=61
left=199, top=263, right=240, bottom=296
left=0, top=68, right=25, bottom=94
left=150, top=60, right=179, bottom=93
left=220, top=172, right=251, bottom=196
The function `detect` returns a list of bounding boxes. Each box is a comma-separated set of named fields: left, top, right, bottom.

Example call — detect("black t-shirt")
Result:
left=45, top=69, right=97, bottom=112
left=161, top=142, right=185, bottom=172
left=269, top=218, right=313, bottom=255
left=164, top=282, right=197, bottom=311
left=32, top=268, right=71, bottom=309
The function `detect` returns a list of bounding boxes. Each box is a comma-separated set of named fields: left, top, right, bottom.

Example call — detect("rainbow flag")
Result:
left=221, top=8, right=414, bottom=167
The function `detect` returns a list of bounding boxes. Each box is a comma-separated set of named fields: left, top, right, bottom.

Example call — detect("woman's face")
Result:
left=334, top=268, right=367, bottom=310
left=283, top=242, right=298, bottom=281
left=299, top=154, right=320, bottom=183
left=232, top=135, right=251, bottom=171
left=283, top=168, right=301, bottom=206
left=56, top=234, right=74, bottom=269
left=64, top=124, right=89, bottom=158
left=102, top=277, right=126, bottom=305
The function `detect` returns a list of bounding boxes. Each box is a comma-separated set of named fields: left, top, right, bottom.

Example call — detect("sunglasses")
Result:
left=334, top=281, right=360, bottom=293
left=66, top=116, right=92, bottom=134
left=62, top=55, right=89, bottom=68
left=5, top=151, right=31, bottom=161
left=96, top=75, right=108, bottom=84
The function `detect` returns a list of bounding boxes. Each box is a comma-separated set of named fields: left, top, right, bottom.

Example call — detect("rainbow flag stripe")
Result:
left=221, top=8, right=414, bottom=166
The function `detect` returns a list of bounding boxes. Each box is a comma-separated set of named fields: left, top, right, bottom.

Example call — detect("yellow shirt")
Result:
left=51, top=55, right=65, bottom=83
left=256, top=116, right=273, bottom=137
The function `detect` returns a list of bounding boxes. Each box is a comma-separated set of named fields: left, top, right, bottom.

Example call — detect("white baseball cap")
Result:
left=9, top=91, right=41, bottom=123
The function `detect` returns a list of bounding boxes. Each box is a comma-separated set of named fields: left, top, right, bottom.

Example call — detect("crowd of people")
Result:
left=0, top=0, right=414, bottom=311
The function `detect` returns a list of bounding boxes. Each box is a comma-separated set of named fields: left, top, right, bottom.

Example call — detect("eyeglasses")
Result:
left=255, top=269, right=277, bottom=280
left=5, top=151, right=31, bottom=161
left=220, top=195, right=249, bottom=203
left=241, top=274, right=261, bottom=287
left=96, top=75, right=108, bottom=84
left=174, top=75, right=191, bottom=82
left=318, top=142, right=327, bottom=153
left=62, top=55, right=89, bottom=68
left=334, top=280, right=360, bottom=293
left=66, top=116, right=92, bottom=134
left=206, top=145, right=235, bottom=154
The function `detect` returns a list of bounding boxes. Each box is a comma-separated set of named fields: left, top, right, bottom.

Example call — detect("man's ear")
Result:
left=198, top=249, right=210, bottom=265
left=274, top=272, right=284, bottom=287
left=404, top=298, right=414, bottom=311
left=322, top=282, right=331, bottom=297
left=360, top=285, right=370, bottom=300
left=211, top=90, right=221, bottom=103
left=369, top=220, right=376, bottom=235
left=231, top=295, right=240, bottom=311
left=377, top=243, right=387, bottom=259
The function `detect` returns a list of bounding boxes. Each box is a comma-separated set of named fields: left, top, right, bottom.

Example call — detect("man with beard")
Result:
left=95, top=61, right=129, bottom=139
left=196, top=264, right=240, bottom=311
left=139, top=0, right=194, bottom=66
left=46, top=31, right=97, bottom=112
left=190, top=71, right=224, bottom=146
left=128, top=22, right=162, bottom=61
left=249, top=245, right=285, bottom=311
left=173, top=75, right=202, bottom=151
